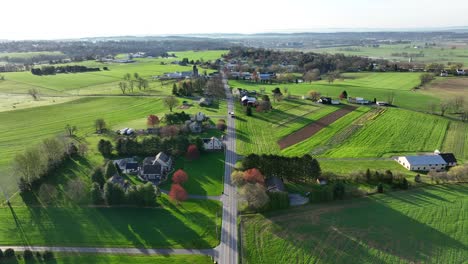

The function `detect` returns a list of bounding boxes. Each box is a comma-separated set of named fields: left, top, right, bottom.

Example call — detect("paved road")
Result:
left=0, top=246, right=214, bottom=255
left=216, top=71, right=239, bottom=264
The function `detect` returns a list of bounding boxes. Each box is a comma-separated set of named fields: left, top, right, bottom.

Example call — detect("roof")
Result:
left=126, top=162, right=138, bottom=170
left=402, top=155, right=447, bottom=166
left=142, top=164, right=162, bottom=175
left=439, top=153, right=457, bottom=163
left=156, top=152, right=170, bottom=163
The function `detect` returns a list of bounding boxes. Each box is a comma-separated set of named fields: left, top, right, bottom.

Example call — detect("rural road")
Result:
left=215, top=71, right=239, bottom=264
left=0, top=246, right=214, bottom=255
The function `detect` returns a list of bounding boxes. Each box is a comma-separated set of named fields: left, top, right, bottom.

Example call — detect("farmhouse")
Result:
left=203, top=137, right=223, bottom=150
left=440, top=71, right=449, bottom=77
left=139, top=152, right=173, bottom=183
left=241, top=95, right=257, bottom=106
left=376, top=101, right=389, bottom=106
left=199, top=97, right=213, bottom=106
left=456, top=69, right=466, bottom=75
left=318, top=97, right=340, bottom=105
left=396, top=155, right=447, bottom=171
left=439, top=153, right=457, bottom=167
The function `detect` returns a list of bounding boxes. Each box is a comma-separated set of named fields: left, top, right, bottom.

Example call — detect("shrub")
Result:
left=243, top=168, right=265, bottom=184
left=414, top=174, right=421, bottom=183
left=246, top=106, right=252, bottom=116
left=36, top=251, right=42, bottom=259
left=24, top=249, right=34, bottom=260
left=90, top=182, right=104, bottom=204
left=377, top=183, right=384, bottom=193
left=4, top=248, right=15, bottom=258
left=333, top=182, right=345, bottom=200
left=309, top=185, right=333, bottom=202
left=261, top=191, right=290, bottom=211
left=43, top=250, right=54, bottom=261
left=0, top=248, right=3, bottom=258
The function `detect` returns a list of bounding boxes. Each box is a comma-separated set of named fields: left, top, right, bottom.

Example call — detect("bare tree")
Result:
left=304, top=69, right=320, bottom=83
left=387, top=91, right=395, bottom=105
left=38, top=184, right=58, bottom=205
left=95, top=118, right=106, bottom=133
left=440, top=101, right=449, bottom=116
left=66, top=179, right=87, bottom=203
left=205, top=76, right=225, bottom=100
left=240, top=183, right=269, bottom=210
left=118, top=81, right=128, bottom=94
left=28, top=88, right=40, bottom=100
left=308, top=90, right=321, bottom=101
left=65, top=124, right=77, bottom=137
left=163, top=96, right=180, bottom=112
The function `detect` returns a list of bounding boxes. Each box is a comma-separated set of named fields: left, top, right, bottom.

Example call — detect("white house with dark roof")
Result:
left=139, top=152, right=173, bottom=183
left=397, top=155, right=447, bottom=171
left=203, top=137, right=223, bottom=150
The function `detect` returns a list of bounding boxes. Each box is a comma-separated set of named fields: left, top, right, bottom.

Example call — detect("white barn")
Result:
left=396, top=155, right=447, bottom=171
left=203, top=137, right=223, bottom=150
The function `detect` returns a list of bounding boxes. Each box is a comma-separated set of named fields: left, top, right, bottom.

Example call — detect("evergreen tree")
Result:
left=91, top=167, right=105, bottom=187
left=104, top=161, right=118, bottom=178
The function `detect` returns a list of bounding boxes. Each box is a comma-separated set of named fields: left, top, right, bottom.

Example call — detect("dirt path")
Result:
left=278, top=105, right=357, bottom=149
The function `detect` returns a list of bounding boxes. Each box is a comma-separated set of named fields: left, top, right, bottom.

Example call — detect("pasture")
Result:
left=323, top=108, right=449, bottom=158
left=234, top=98, right=339, bottom=156
left=241, top=184, right=468, bottom=264
left=229, top=72, right=439, bottom=111
left=442, top=121, right=468, bottom=162
left=0, top=51, right=66, bottom=61
left=0, top=197, right=221, bottom=248
left=309, top=43, right=468, bottom=65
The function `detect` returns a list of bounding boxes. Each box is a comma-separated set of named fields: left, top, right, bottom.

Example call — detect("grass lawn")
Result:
left=229, top=72, right=440, bottom=112
left=0, top=197, right=221, bottom=248
left=0, top=51, right=66, bottom=60
left=235, top=98, right=339, bottom=156
left=161, top=152, right=225, bottom=196
left=323, top=108, right=449, bottom=158
left=169, top=50, right=228, bottom=62
left=442, top=121, right=468, bottom=162
left=318, top=159, right=419, bottom=176
left=1, top=253, right=212, bottom=264
left=241, top=184, right=468, bottom=264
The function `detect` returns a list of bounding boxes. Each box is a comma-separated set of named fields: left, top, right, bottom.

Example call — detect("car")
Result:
left=229, top=111, right=235, bottom=118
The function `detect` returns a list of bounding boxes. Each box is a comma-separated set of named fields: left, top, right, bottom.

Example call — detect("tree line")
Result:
left=31, top=65, right=100, bottom=75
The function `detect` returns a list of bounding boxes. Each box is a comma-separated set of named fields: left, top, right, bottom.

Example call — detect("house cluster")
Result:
left=440, top=69, right=465, bottom=77
left=318, top=97, right=340, bottom=105
left=348, top=97, right=370, bottom=105
left=234, top=88, right=258, bottom=106
left=185, top=112, right=208, bottom=133
left=396, top=150, right=457, bottom=171
left=227, top=71, right=276, bottom=82
left=155, top=65, right=200, bottom=80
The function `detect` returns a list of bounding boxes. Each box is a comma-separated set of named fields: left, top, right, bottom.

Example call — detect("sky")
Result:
left=1, top=0, right=468, bottom=40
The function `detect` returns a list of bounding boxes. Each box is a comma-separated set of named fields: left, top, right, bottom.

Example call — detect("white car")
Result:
left=229, top=111, right=235, bottom=118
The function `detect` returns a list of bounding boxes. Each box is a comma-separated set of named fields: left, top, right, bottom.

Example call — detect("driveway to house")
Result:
left=215, top=71, right=239, bottom=264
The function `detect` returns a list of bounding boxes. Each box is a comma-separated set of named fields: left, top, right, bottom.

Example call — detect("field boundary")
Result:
left=278, top=105, right=357, bottom=149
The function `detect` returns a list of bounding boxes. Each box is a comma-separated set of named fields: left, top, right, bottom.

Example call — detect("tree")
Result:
left=24, top=249, right=34, bottom=260
left=104, top=161, right=118, bottom=178
left=186, top=144, right=200, bottom=160
left=98, top=139, right=113, bottom=157
left=246, top=106, right=253, bottom=116
left=13, top=148, right=47, bottom=186
left=172, top=83, right=178, bottom=95
left=240, top=183, right=269, bottom=210
left=205, top=76, right=225, bottom=100
left=147, top=114, right=160, bottom=128
left=95, top=118, right=106, bottom=133
left=4, top=248, right=15, bottom=258
left=172, top=169, right=188, bottom=184
left=304, top=69, right=320, bottom=83
left=387, top=91, right=396, bottom=105
left=43, top=250, right=54, bottom=261
left=327, top=73, right=336, bottom=84
left=64, top=124, right=77, bottom=137
left=90, top=182, right=103, bottom=204
left=66, top=178, right=86, bottom=203
left=38, top=184, right=58, bottom=204
left=169, top=184, right=188, bottom=205
left=419, top=73, right=435, bottom=86
left=28, top=88, right=40, bottom=100
left=41, top=137, right=65, bottom=168
left=134, top=72, right=139, bottom=79
left=163, top=96, right=179, bottom=112
left=231, top=170, right=245, bottom=186
left=124, top=73, right=131, bottom=81
left=216, top=119, right=227, bottom=131
left=333, top=182, right=345, bottom=199
left=339, top=90, right=348, bottom=99
left=243, top=168, right=265, bottom=184
left=91, top=167, right=105, bottom=187
left=377, top=183, right=384, bottom=193
left=104, top=182, right=126, bottom=205
left=440, top=101, right=449, bottom=116
left=308, top=90, right=321, bottom=101
left=118, top=81, right=128, bottom=94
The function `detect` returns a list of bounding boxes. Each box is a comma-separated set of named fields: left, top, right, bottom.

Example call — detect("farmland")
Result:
left=323, top=108, right=450, bottom=158
left=0, top=197, right=221, bottom=248
left=241, top=184, right=468, bottom=264
left=229, top=72, right=440, bottom=112
left=309, top=43, right=468, bottom=65
left=234, top=98, right=340, bottom=156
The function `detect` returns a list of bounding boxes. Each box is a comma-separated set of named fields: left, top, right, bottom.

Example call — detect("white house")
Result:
left=139, top=152, right=173, bottom=183
left=203, top=137, right=223, bottom=150
left=456, top=69, right=466, bottom=75
left=396, top=155, right=447, bottom=171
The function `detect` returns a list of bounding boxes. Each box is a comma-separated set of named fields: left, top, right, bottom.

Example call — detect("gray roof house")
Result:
left=397, top=155, right=447, bottom=171
left=107, top=175, right=129, bottom=190
left=139, top=152, right=173, bottom=184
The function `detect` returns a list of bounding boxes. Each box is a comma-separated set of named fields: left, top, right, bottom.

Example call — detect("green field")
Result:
left=230, top=72, right=440, bottom=112
left=170, top=50, right=228, bottom=62
left=318, top=159, right=418, bottom=176
left=0, top=51, right=66, bottom=61
left=234, top=98, right=339, bottom=156
left=1, top=253, right=212, bottom=264
left=309, top=43, right=468, bottom=65
left=161, top=152, right=225, bottom=196
left=0, top=197, right=221, bottom=248
left=323, top=108, right=449, bottom=158
left=0, top=96, right=226, bottom=191
left=442, top=121, right=468, bottom=162
left=241, top=184, right=468, bottom=264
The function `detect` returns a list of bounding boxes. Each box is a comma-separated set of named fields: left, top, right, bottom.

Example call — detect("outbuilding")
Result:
left=396, top=155, right=447, bottom=171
